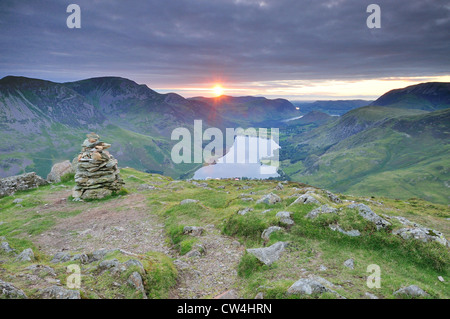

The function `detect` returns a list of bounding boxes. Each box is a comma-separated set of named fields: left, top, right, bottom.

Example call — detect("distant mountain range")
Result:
left=1, top=76, right=449, bottom=203
left=282, top=82, right=450, bottom=204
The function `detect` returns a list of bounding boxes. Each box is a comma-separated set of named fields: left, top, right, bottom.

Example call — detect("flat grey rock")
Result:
left=246, top=241, right=287, bottom=266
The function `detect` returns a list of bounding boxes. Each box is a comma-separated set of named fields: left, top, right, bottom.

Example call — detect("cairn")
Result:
left=72, top=133, right=124, bottom=200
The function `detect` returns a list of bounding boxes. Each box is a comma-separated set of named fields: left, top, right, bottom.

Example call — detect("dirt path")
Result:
left=32, top=190, right=245, bottom=299
left=169, top=225, right=245, bottom=299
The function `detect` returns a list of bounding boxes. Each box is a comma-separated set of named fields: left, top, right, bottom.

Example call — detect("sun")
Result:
left=212, top=84, right=224, bottom=97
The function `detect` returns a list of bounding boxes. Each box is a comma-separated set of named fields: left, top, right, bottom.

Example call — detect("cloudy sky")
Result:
left=1, top=0, right=449, bottom=99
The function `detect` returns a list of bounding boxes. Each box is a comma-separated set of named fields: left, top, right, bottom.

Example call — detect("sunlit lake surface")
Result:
left=193, top=135, right=280, bottom=180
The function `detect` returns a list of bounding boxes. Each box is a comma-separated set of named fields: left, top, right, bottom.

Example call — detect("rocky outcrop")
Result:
left=72, top=133, right=124, bottom=200
left=0, top=172, right=47, bottom=197
left=306, top=205, right=337, bottom=219
left=15, top=248, right=34, bottom=262
left=246, top=241, right=287, bottom=266
left=291, top=192, right=320, bottom=205
left=393, top=285, right=429, bottom=298
left=0, top=280, right=28, bottom=299
left=47, top=160, right=74, bottom=183
left=276, top=211, right=294, bottom=225
left=256, top=193, right=281, bottom=205
left=348, top=203, right=391, bottom=230
left=39, top=286, right=81, bottom=299
left=393, top=227, right=449, bottom=247
left=329, top=224, right=361, bottom=237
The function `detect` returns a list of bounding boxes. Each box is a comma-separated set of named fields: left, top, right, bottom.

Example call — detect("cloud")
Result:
left=0, top=0, right=449, bottom=97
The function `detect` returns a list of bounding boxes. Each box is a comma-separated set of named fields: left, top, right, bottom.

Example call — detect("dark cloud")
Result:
left=0, top=0, right=449, bottom=91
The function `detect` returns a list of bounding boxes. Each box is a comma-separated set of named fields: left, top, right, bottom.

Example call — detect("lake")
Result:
left=193, top=135, right=280, bottom=180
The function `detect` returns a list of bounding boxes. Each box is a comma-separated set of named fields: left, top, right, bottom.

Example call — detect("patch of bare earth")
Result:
left=169, top=226, right=245, bottom=299
left=34, top=193, right=171, bottom=256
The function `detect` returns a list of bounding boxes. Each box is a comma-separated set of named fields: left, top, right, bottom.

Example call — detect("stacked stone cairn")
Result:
left=72, top=133, right=124, bottom=200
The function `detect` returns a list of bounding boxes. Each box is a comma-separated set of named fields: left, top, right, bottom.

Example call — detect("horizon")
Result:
left=1, top=1, right=449, bottom=100
left=3, top=73, right=449, bottom=102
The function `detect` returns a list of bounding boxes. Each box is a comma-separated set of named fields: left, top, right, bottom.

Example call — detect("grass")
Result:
left=0, top=167, right=449, bottom=299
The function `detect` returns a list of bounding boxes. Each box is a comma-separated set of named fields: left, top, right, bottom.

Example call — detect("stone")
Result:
left=183, top=226, right=204, bottom=237
left=291, top=192, right=320, bottom=205
left=438, top=276, right=444, bottom=282
left=214, top=290, right=239, bottom=299
left=1, top=241, right=15, bottom=253
left=306, top=205, right=337, bottom=219
left=275, top=183, right=284, bottom=190
left=246, top=241, right=288, bottom=266
left=276, top=211, right=294, bottom=225
left=364, top=292, right=379, bottom=299
left=25, top=264, right=56, bottom=277
left=0, top=280, right=28, bottom=299
left=16, top=248, right=34, bottom=262
left=72, top=133, right=124, bottom=199
left=393, top=285, right=428, bottom=298
left=348, top=203, right=391, bottom=230
left=71, top=253, right=89, bottom=264
left=329, top=224, right=361, bottom=237
left=51, top=252, right=72, bottom=263
left=324, top=190, right=342, bottom=204
left=256, top=193, right=281, bottom=205
left=127, top=271, right=147, bottom=298
left=47, top=160, right=74, bottom=183
left=343, top=258, right=354, bottom=269
left=318, top=265, right=328, bottom=271
left=393, top=227, right=448, bottom=247
left=98, top=258, right=120, bottom=271
left=0, top=172, right=48, bottom=197
left=39, top=286, right=81, bottom=299
left=180, top=199, right=199, bottom=205
left=90, top=248, right=118, bottom=262
left=261, top=226, right=283, bottom=241
left=123, top=259, right=145, bottom=274
left=237, top=207, right=253, bottom=215
left=12, top=198, right=23, bottom=204
left=254, top=292, right=264, bottom=299
left=287, top=278, right=330, bottom=295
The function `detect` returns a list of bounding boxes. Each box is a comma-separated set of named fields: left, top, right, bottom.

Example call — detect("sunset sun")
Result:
left=213, top=84, right=224, bottom=96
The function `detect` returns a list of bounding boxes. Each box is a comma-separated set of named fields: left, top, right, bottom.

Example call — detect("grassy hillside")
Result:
left=282, top=108, right=450, bottom=204
left=0, top=168, right=448, bottom=299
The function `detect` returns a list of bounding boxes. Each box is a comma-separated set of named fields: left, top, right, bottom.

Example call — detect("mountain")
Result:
left=370, top=82, right=450, bottom=111
left=0, top=75, right=299, bottom=179
left=188, top=95, right=299, bottom=126
left=283, top=106, right=450, bottom=204
left=293, top=100, right=371, bottom=116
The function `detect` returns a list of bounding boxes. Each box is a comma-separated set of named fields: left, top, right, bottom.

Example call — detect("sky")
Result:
left=0, top=0, right=449, bottom=100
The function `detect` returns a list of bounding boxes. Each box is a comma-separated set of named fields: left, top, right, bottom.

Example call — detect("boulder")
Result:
left=261, top=226, right=283, bottom=241
left=306, top=205, right=337, bottom=219
left=51, top=252, right=72, bottom=264
left=347, top=203, right=390, bottom=230
left=183, top=226, right=204, bottom=237
left=0, top=172, right=48, bottom=197
left=276, top=211, right=294, bottom=225
left=393, top=285, right=428, bottom=298
left=343, top=258, right=354, bottom=269
left=237, top=207, right=253, bottom=215
left=16, top=248, right=34, bottom=262
left=47, top=160, right=74, bottom=183
left=246, top=241, right=288, bottom=266
left=324, top=190, right=342, bottom=204
left=1, top=241, right=15, bottom=253
left=39, top=286, right=81, bottom=299
left=287, top=278, right=330, bottom=295
left=98, top=258, right=120, bottom=271
left=127, top=271, right=147, bottom=298
left=393, top=227, right=449, bottom=247
left=0, top=280, right=28, bottom=299
left=256, top=193, right=281, bottom=205
left=291, top=192, right=320, bottom=205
